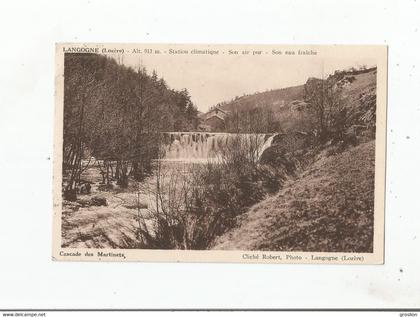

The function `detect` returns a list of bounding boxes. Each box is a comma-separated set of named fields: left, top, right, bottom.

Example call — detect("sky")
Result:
left=107, top=45, right=379, bottom=113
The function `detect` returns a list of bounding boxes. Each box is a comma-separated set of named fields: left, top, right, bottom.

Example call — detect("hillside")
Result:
left=212, top=66, right=378, bottom=252
left=213, top=140, right=375, bottom=252
left=205, top=67, right=377, bottom=133
left=219, top=84, right=304, bottom=114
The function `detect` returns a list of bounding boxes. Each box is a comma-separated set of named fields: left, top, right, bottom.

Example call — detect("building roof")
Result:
left=205, top=114, right=225, bottom=123
left=209, top=106, right=228, bottom=114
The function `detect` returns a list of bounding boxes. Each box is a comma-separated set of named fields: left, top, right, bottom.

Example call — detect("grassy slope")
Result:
left=213, top=69, right=377, bottom=252
left=220, top=85, right=304, bottom=113
left=213, top=140, right=375, bottom=252
left=343, top=70, right=377, bottom=98
left=219, top=69, right=376, bottom=113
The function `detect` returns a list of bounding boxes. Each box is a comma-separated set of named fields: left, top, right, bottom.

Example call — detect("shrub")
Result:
left=136, top=134, right=300, bottom=250
left=304, top=78, right=351, bottom=144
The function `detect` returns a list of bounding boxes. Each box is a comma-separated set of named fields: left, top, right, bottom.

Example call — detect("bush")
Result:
left=136, top=134, right=301, bottom=250
left=304, top=77, right=351, bottom=144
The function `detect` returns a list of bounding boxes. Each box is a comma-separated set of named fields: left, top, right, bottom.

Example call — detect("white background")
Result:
left=0, top=0, right=419, bottom=310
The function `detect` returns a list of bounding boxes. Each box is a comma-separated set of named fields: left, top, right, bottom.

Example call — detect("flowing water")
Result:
left=63, top=132, right=276, bottom=248
left=162, top=132, right=275, bottom=163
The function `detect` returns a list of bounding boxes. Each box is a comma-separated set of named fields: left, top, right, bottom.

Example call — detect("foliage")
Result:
left=303, top=77, right=350, bottom=143
left=137, top=135, right=300, bottom=250
left=224, top=106, right=282, bottom=133
left=62, top=53, right=199, bottom=199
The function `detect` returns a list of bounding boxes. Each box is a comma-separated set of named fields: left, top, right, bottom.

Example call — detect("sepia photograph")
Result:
left=53, top=44, right=387, bottom=263
left=5, top=0, right=420, bottom=312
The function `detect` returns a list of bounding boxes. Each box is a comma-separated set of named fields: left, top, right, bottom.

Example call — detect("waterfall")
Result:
left=258, top=134, right=275, bottom=157
left=162, top=132, right=275, bottom=163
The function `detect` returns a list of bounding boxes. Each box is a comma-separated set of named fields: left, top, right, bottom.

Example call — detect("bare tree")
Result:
left=63, top=54, right=105, bottom=200
left=304, top=78, right=348, bottom=143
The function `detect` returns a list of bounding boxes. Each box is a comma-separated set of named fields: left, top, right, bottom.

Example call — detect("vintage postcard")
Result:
left=53, top=43, right=387, bottom=264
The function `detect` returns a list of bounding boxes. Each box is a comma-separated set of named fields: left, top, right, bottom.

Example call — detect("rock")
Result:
left=75, top=180, right=93, bottom=195
left=90, top=196, right=107, bottom=206
left=79, top=183, right=91, bottom=194
left=271, top=132, right=312, bottom=151
left=261, top=131, right=312, bottom=166
left=260, top=144, right=286, bottom=165
left=98, top=183, right=114, bottom=191
left=63, top=189, right=77, bottom=201
left=124, top=203, right=148, bottom=210
left=260, top=145, right=299, bottom=174
left=63, top=200, right=80, bottom=211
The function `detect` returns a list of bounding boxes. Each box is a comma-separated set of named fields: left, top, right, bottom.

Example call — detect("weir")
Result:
left=161, top=132, right=275, bottom=162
